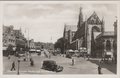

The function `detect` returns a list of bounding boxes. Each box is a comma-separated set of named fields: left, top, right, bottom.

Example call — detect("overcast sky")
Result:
left=3, top=2, right=117, bottom=43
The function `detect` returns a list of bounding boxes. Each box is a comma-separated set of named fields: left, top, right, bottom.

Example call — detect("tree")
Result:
left=54, top=37, right=67, bottom=54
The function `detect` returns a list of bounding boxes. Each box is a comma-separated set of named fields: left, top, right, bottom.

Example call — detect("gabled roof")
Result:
left=87, top=11, right=102, bottom=25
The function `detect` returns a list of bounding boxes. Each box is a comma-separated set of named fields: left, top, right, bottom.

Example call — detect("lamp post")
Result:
left=17, top=59, right=20, bottom=75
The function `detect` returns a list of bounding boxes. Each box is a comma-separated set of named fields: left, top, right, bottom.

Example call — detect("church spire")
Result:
left=77, top=7, right=83, bottom=29
left=63, top=24, right=67, bottom=38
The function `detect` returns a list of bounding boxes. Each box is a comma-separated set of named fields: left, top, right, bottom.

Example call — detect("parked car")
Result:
left=42, top=60, right=63, bottom=72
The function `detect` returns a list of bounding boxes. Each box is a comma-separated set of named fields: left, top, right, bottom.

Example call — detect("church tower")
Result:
left=77, top=7, right=83, bottom=29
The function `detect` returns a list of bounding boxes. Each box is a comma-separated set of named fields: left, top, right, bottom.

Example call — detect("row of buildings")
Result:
left=3, top=25, right=27, bottom=52
left=3, top=25, right=54, bottom=55
left=63, top=7, right=117, bottom=60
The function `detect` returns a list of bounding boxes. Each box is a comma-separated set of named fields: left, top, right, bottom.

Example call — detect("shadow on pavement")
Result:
left=89, top=59, right=117, bottom=74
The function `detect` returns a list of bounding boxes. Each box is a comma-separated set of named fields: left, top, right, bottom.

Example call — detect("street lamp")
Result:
left=17, top=59, right=20, bottom=75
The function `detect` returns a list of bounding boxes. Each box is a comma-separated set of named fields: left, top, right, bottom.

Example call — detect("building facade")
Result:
left=3, top=25, right=27, bottom=55
left=3, top=25, right=16, bottom=51
left=14, top=29, right=27, bottom=51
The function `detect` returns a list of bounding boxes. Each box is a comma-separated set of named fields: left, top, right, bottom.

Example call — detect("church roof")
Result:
left=102, top=32, right=114, bottom=36
left=96, top=31, right=114, bottom=39
left=72, top=22, right=86, bottom=40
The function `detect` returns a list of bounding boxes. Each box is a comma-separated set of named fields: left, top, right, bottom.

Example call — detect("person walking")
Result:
left=11, top=61, right=16, bottom=71
left=30, top=58, right=34, bottom=66
left=72, top=57, right=75, bottom=66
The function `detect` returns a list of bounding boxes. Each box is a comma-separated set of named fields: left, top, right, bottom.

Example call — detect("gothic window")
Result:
left=106, top=40, right=111, bottom=51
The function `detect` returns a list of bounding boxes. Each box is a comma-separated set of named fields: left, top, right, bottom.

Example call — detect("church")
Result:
left=63, top=7, right=117, bottom=60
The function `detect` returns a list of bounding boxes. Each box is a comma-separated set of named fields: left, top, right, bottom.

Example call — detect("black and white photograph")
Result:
left=1, top=1, right=119, bottom=76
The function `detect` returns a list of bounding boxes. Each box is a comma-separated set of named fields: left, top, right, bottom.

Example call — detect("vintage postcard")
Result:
left=0, top=1, right=119, bottom=78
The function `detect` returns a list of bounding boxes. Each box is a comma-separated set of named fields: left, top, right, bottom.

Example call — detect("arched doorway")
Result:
left=91, top=26, right=101, bottom=57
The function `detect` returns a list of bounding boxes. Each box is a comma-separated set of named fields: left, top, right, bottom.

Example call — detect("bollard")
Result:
left=98, top=65, right=102, bottom=74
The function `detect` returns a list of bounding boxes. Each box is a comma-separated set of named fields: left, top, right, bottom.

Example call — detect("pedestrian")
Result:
left=23, top=58, right=26, bottom=61
left=11, top=61, right=16, bottom=71
left=30, top=60, right=34, bottom=66
left=98, top=64, right=102, bottom=74
left=72, top=57, right=75, bottom=66
left=30, top=58, right=34, bottom=66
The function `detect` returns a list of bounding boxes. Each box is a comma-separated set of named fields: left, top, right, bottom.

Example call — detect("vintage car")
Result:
left=42, top=60, right=63, bottom=72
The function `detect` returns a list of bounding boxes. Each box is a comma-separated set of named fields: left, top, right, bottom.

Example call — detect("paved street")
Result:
left=3, top=53, right=116, bottom=75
